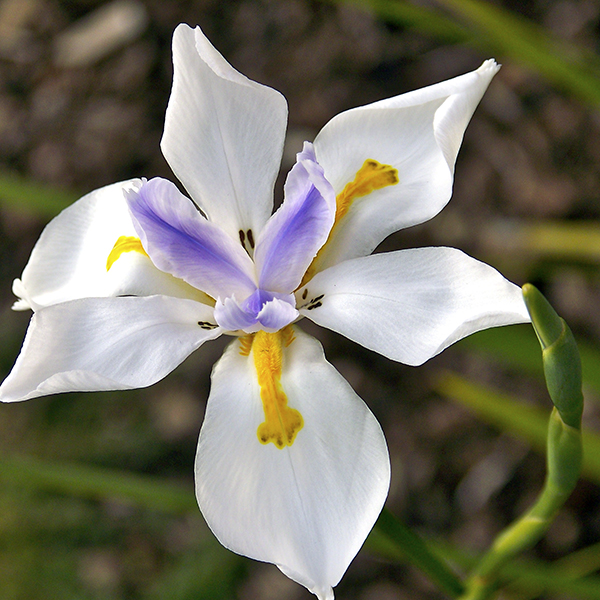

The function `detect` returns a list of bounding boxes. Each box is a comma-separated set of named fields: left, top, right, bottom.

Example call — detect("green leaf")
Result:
left=486, top=221, right=600, bottom=264
left=433, top=0, right=600, bottom=105
left=370, top=509, right=465, bottom=597
left=332, top=0, right=600, bottom=106
left=327, top=0, right=469, bottom=42
left=146, top=542, right=244, bottom=600
left=434, top=371, right=600, bottom=484
left=458, top=325, right=600, bottom=399
left=0, top=454, right=197, bottom=514
left=0, top=171, right=78, bottom=218
left=3, top=451, right=600, bottom=598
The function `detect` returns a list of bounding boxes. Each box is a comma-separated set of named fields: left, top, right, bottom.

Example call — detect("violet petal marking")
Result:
left=254, top=143, right=335, bottom=294
left=127, top=178, right=257, bottom=300
left=214, top=289, right=298, bottom=333
left=213, top=296, right=259, bottom=332
left=255, top=296, right=299, bottom=331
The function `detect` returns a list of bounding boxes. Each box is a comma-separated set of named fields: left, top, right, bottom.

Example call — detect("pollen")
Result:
left=251, top=326, right=303, bottom=449
left=106, top=236, right=149, bottom=271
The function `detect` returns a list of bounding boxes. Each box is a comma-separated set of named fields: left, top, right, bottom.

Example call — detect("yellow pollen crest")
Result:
left=299, top=158, right=398, bottom=287
left=242, top=326, right=303, bottom=449
left=335, top=159, right=399, bottom=222
left=106, top=236, right=149, bottom=271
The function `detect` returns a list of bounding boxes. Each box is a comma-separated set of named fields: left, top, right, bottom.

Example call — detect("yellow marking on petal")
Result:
left=239, top=335, right=253, bottom=356
left=299, top=158, right=398, bottom=287
left=335, top=159, right=399, bottom=222
left=106, top=236, right=149, bottom=271
left=252, top=326, right=303, bottom=449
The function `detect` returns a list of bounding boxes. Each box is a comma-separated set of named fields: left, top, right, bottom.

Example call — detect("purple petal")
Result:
left=256, top=296, right=299, bottom=331
left=126, top=178, right=257, bottom=300
left=254, top=142, right=335, bottom=294
left=214, top=289, right=298, bottom=333
left=214, top=296, right=259, bottom=332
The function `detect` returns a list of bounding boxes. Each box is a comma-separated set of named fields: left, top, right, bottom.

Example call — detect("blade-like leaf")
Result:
left=458, top=325, right=600, bottom=398
left=434, top=371, right=600, bottom=484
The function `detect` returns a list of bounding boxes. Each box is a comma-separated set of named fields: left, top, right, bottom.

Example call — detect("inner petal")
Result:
left=254, top=142, right=336, bottom=294
left=214, top=289, right=298, bottom=333
left=126, top=177, right=257, bottom=301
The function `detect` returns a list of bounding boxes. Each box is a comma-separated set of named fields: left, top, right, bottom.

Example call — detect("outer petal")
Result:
left=196, top=327, right=390, bottom=599
left=13, top=180, right=209, bottom=311
left=0, top=296, right=222, bottom=402
left=312, top=60, right=499, bottom=270
left=127, top=178, right=257, bottom=300
left=254, top=143, right=336, bottom=293
left=161, top=24, right=288, bottom=241
left=298, top=247, right=530, bottom=366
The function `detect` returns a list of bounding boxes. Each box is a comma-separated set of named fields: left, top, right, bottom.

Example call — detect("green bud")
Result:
left=522, top=284, right=583, bottom=429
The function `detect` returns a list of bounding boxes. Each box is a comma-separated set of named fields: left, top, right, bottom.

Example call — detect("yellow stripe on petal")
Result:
left=300, top=158, right=398, bottom=287
left=335, top=159, right=399, bottom=222
left=106, top=236, right=149, bottom=271
left=250, top=326, right=303, bottom=449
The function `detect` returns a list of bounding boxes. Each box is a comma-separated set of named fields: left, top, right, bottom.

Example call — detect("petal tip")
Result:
left=477, top=58, right=501, bottom=80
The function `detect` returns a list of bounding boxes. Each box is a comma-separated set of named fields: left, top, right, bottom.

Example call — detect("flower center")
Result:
left=241, top=326, right=304, bottom=449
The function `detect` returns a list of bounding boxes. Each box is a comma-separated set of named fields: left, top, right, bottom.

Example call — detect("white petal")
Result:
left=312, top=60, right=499, bottom=269
left=0, top=296, right=222, bottom=402
left=14, top=180, right=209, bottom=311
left=299, top=247, right=530, bottom=366
left=161, top=24, right=288, bottom=241
left=196, top=327, right=390, bottom=599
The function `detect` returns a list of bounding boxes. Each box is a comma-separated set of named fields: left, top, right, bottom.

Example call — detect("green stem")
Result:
left=459, top=285, right=584, bottom=600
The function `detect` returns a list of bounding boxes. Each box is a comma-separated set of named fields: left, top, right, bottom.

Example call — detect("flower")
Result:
left=0, top=24, right=530, bottom=600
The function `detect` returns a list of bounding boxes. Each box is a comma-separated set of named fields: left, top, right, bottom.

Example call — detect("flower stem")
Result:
left=459, top=284, right=584, bottom=600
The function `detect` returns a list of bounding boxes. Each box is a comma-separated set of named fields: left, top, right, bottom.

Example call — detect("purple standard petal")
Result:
left=126, top=178, right=257, bottom=300
left=254, top=142, right=335, bottom=294
left=213, top=296, right=259, bottom=332
left=214, top=289, right=298, bottom=333
left=255, top=296, right=299, bottom=331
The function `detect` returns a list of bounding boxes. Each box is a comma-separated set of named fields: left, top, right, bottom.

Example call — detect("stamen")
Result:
left=239, top=228, right=255, bottom=255
left=299, top=158, right=398, bottom=287
left=106, top=236, right=149, bottom=271
left=246, top=229, right=255, bottom=249
left=252, top=326, right=303, bottom=449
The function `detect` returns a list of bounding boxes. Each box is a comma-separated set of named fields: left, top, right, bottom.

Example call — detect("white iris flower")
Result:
left=0, top=24, right=530, bottom=600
